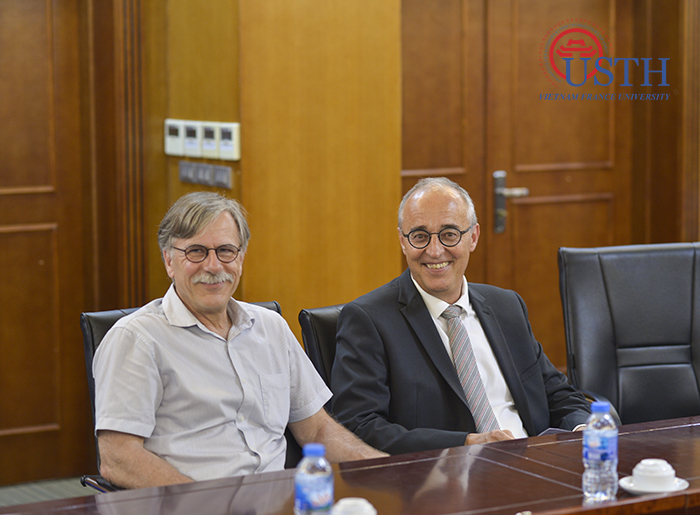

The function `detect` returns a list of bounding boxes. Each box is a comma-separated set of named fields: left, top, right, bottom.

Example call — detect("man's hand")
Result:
left=464, top=429, right=515, bottom=445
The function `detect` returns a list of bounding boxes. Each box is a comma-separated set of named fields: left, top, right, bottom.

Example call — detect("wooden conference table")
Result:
left=6, top=416, right=700, bottom=515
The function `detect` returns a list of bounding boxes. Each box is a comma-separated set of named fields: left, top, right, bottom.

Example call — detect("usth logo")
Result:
left=540, top=20, right=669, bottom=88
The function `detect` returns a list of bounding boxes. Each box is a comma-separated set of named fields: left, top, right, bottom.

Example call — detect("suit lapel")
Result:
left=469, top=285, right=535, bottom=435
left=397, top=270, right=470, bottom=410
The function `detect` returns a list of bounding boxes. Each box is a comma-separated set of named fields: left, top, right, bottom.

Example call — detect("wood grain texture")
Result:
left=483, top=0, right=634, bottom=369
left=239, top=0, right=402, bottom=338
left=0, top=0, right=91, bottom=484
left=681, top=0, right=700, bottom=241
left=7, top=418, right=700, bottom=515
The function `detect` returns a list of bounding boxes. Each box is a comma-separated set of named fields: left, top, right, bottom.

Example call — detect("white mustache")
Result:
left=192, top=271, right=235, bottom=284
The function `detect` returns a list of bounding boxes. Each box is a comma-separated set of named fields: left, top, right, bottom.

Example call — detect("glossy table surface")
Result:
left=5, top=417, right=700, bottom=515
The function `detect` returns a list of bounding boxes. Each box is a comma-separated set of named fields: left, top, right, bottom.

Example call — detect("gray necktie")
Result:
left=441, top=305, right=499, bottom=433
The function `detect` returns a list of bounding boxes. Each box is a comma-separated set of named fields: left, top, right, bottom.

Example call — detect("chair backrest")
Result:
left=298, top=304, right=345, bottom=388
left=81, top=308, right=140, bottom=433
left=558, top=243, right=700, bottom=424
left=78, top=300, right=300, bottom=469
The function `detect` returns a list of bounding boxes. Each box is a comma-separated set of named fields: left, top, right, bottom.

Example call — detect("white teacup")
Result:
left=331, top=498, right=377, bottom=515
left=632, top=459, right=677, bottom=492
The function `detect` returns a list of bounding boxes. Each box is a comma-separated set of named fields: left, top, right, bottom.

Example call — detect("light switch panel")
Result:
left=164, top=119, right=185, bottom=156
left=183, top=121, right=203, bottom=157
left=219, top=122, right=240, bottom=161
left=201, top=122, right=219, bottom=159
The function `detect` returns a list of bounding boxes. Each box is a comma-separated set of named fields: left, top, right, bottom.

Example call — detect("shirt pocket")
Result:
left=259, top=373, right=290, bottom=431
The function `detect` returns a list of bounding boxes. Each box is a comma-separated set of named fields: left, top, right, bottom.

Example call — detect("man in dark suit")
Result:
left=331, top=177, right=590, bottom=455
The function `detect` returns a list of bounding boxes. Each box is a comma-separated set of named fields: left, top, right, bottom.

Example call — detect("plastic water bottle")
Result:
left=294, top=443, right=334, bottom=514
left=582, top=401, right=618, bottom=502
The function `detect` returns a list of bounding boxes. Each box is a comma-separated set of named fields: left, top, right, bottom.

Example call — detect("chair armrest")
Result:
left=80, top=475, right=123, bottom=493
left=580, top=389, right=622, bottom=426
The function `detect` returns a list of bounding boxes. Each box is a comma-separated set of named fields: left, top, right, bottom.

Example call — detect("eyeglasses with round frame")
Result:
left=402, top=223, right=475, bottom=250
left=172, top=244, right=241, bottom=263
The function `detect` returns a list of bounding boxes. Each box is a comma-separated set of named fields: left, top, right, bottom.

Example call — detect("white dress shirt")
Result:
left=411, top=276, right=528, bottom=438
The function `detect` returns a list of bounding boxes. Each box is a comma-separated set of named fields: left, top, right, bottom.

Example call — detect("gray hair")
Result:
left=398, top=177, right=477, bottom=228
left=157, top=192, right=251, bottom=253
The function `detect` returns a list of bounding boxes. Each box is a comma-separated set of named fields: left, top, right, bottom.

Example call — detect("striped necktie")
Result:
left=441, top=305, right=499, bottom=433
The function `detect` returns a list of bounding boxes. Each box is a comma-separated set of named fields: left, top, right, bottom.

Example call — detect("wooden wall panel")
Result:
left=0, top=0, right=91, bottom=484
left=631, top=0, right=684, bottom=243
left=166, top=0, right=239, bottom=121
left=140, top=0, right=243, bottom=303
left=0, top=226, right=60, bottom=431
left=0, top=1, right=53, bottom=191
left=681, top=0, right=700, bottom=241
left=89, top=0, right=149, bottom=309
left=239, top=0, right=402, bottom=337
left=89, top=0, right=120, bottom=310
left=400, top=0, right=488, bottom=282
left=141, top=0, right=171, bottom=301
left=402, top=0, right=463, bottom=171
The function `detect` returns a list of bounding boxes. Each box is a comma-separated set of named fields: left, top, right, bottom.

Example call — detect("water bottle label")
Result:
left=583, top=431, right=618, bottom=461
left=295, top=477, right=333, bottom=512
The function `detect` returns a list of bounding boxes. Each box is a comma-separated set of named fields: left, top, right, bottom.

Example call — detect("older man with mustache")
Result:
left=93, top=192, right=385, bottom=489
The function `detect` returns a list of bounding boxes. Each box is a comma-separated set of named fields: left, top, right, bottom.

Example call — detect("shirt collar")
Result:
left=410, top=274, right=471, bottom=319
left=162, top=284, right=254, bottom=336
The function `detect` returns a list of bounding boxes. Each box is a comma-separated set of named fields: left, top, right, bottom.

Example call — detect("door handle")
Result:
left=493, top=170, right=529, bottom=233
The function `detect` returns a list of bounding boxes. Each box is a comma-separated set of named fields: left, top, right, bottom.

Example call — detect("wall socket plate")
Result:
left=178, top=160, right=232, bottom=189
left=213, top=165, right=233, bottom=188
left=178, top=160, right=196, bottom=183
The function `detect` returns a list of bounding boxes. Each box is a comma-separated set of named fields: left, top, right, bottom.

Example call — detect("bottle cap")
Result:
left=302, top=443, right=326, bottom=457
left=590, top=401, right=610, bottom=413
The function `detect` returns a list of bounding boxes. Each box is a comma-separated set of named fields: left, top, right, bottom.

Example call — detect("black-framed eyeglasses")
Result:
left=402, top=223, right=475, bottom=249
left=172, top=244, right=241, bottom=263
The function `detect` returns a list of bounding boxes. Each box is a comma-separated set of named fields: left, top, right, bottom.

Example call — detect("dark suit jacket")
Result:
left=331, top=269, right=590, bottom=455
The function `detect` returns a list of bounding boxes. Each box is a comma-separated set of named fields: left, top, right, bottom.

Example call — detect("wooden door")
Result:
left=402, top=0, right=635, bottom=371
left=0, top=0, right=92, bottom=483
left=483, top=0, right=632, bottom=368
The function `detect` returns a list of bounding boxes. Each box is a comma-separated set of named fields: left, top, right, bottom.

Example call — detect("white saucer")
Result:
left=618, top=476, right=689, bottom=495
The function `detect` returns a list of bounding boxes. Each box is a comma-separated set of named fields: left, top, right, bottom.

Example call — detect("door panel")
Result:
left=506, top=195, right=615, bottom=366
left=485, top=0, right=632, bottom=368
left=0, top=1, right=53, bottom=190
left=0, top=0, right=91, bottom=484
left=0, top=227, right=60, bottom=430
left=402, top=0, right=633, bottom=371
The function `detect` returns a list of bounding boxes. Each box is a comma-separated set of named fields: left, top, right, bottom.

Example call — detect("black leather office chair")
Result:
left=558, top=243, right=700, bottom=425
left=298, top=304, right=344, bottom=392
left=80, top=300, right=301, bottom=492
left=80, top=308, right=138, bottom=492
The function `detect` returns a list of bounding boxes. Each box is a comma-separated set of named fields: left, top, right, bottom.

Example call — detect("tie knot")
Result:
left=441, top=305, right=461, bottom=320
